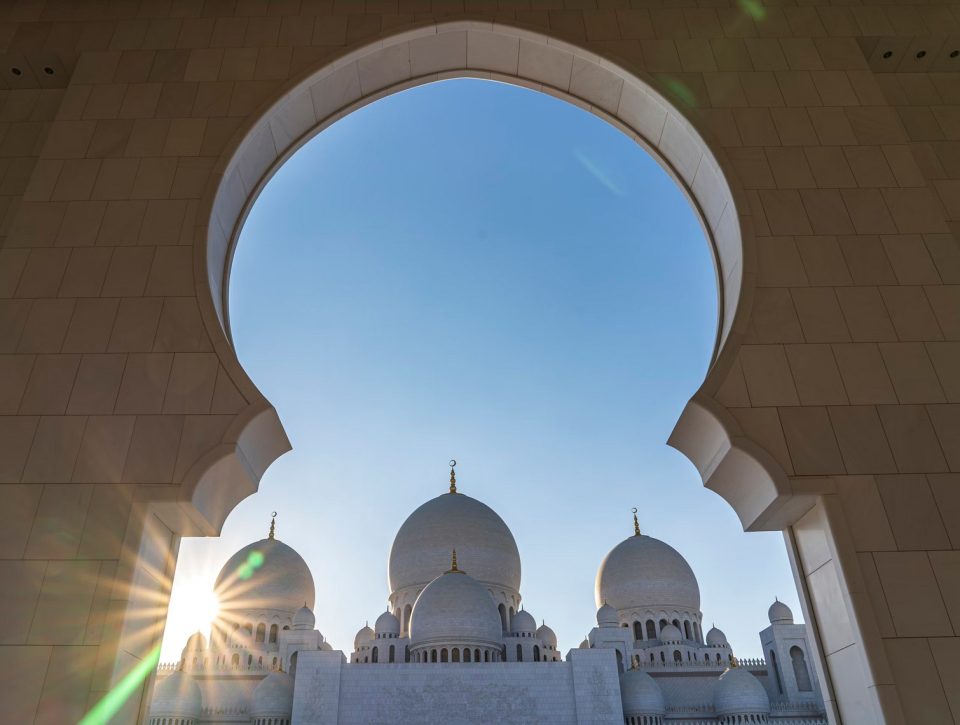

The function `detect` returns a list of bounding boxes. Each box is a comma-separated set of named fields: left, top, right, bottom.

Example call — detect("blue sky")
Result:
left=161, top=79, right=800, bottom=661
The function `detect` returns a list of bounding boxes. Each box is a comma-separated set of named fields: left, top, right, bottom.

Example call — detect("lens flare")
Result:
left=737, top=0, right=767, bottom=21
left=238, top=549, right=265, bottom=580
left=78, top=644, right=161, bottom=725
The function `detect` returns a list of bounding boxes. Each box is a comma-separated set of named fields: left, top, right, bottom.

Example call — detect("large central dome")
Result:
left=595, top=534, right=700, bottom=613
left=389, top=492, right=521, bottom=595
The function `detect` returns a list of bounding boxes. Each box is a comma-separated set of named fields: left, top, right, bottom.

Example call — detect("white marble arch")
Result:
left=186, top=19, right=805, bottom=538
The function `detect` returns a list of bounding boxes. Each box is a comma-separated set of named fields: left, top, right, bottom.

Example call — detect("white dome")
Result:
left=389, top=492, right=520, bottom=595
left=579, top=638, right=590, bottom=649
left=215, top=537, right=315, bottom=614
left=354, top=625, right=374, bottom=648
left=512, top=609, right=536, bottom=635
left=597, top=603, right=619, bottom=628
left=375, top=610, right=401, bottom=636
left=706, top=626, right=728, bottom=647
left=536, top=623, right=557, bottom=647
left=409, top=569, right=502, bottom=648
left=321, top=640, right=333, bottom=651
left=768, top=599, right=794, bottom=624
left=659, top=623, right=682, bottom=643
left=595, top=534, right=700, bottom=613
left=715, top=667, right=771, bottom=715
left=151, top=671, right=202, bottom=718
left=293, top=605, right=315, bottom=630
left=251, top=672, right=294, bottom=716
left=620, top=669, right=666, bottom=716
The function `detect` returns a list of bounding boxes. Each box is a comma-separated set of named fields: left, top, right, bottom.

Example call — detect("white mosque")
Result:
left=151, top=465, right=828, bottom=725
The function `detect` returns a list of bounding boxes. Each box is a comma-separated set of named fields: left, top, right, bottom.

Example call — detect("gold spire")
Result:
left=632, top=507, right=640, bottom=536
left=729, top=655, right=739, bottom=668
left=269, top=511, right=277, bottom=539
left=447, top=548, right=463, bottom=574
left=449, top=459, right=457, bottom=494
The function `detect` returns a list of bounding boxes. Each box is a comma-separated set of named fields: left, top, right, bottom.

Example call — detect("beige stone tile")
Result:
left=780, top=406, right=845, bottom=475
left=756, top=236, right=808, bottom=287
left=739, top=345, right=799, bottom=406
left=77, top=485, right=133, bottom=560
left=729, top=406, right=794, bottom=475
left=0, top=418, right=38, bottom=484
left=925, top=286, right=960, bottom=339
left=28, top=559, right=100, bottom=645
left=804, top=147, right=856, bottom=189
left=829, top=406, right=897, bottom=475
left=838, top=235, right=897, bottom=285
left=57, top=248, right=111, bottom=299
left=122, top=414, right=183, bottom=483
left=883, top=188, right=950, bottom=235
left=928, top=404, right=960, bottom=471
left=806, top=559, right=855, bottom=654
left=929, top=638, right=960, bottom=720
left=83, top=560, right=117, bottom=647
left=61, top=299, right=118, bottom=355
left=102, top=247, right=153, bottom=297
left=836, top=477, right=897, bottom=552
left=0, top=354, right=34, bottom=414
left=785, top=344, right=847, bottom=405
left=0, top=645, right=51, bottom=723
left=880, top=234, right=941, bottom=285
left=758, top=189, right=812, bottom=235
left=771, top=107, right=818, bottom=146
left=725, top=147, right=773, bottom=189
left=799, top=189, right=854, bottom=235
left=878, top=405, right=949, bottom=473
left=72, top=416, right=135, bottom=485
left=66, top=354, right=126, bottom=415
left=19, top=355, right=81, bottom=415
left=704, top=72, right=748, bottom=108
left=162, top=352, right=218, bottom=414
left=809, top=107, right=857, bottom=146
left=791, top=287, right=850, bottom=342
left=98, top=200, right=146, bottom=246
left=90, top=158, right=140, bottom=201
left=144, top=246, right=193, bottom=297
left=21, top=417, right=87, bottom=485
left=879, top=342, right=946, bottom=403
left=927, top=342, right=960, bottom=403
left=856, top=552, right=895, bottom=638
left=766, top=147, right=814, bottom=189
left=734, top=108, right=780, bottom=146
left=16, top=299, right=75, bottom=354
left=839, top=189, right=897, bottom=235
left=56, top=201, right=107, bottom=247
left=107, top=298, right=162, bottom=353
left=832, top=343, right=898, bottom=404
left=795, top=235, right=851, bottom=286
left=884, top=638, right=954, bottom=724
left=879, top=286, right=944, bottom=341
left=0, top=560, right=46, bottom=644
left=211, top=365, right=247, bottom=414
left=741, top=71, right=784, bottom=107
left=173, top=414, right=235, bottom=481
left=875, top=552, right=952, bottom=636
left=834, top=287, right=896, bottom=343
left=153, top=297, right=212, bottom=352
left=923, top=235, right=960, bottom=285
left=928, top=551, right=960, bottom=634
left=14, top=247, right=70, bottom=298
left=130, top=157, right=177, bottom=199
left=0, top=301, right=32, bottom=354
left=114, top=353, right=172, bottom=414
left=877, top=474, right=952, bottom=550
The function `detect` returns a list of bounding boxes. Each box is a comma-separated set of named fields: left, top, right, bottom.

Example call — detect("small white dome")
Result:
left=389, top=492, right=521, bottom=596
left=409, top=569, right=502, bottom=648
left=706, top=626, right=728, bottom=647
left=293, top=605, right=315, bottom=630
left=321, top=640, right=333, bottom=651
left=215, top=537, right=315, bottom=615
left=659, top=623, right=682, bottom=643
left=536, top=623, right=557, bottom=647
left=597, top=603, right=619, bottom=628
left=715, top=667, right=771, bottom=716
left=579, top=638, right=590, bottom=649
left=184, top=631, right=206, bottom=651
left=251, top=671, right=294, bottom=716
left=620, top=669, right=666, bottom=716
left=595, top=534, right=700, bottom=613
left=512, top=609, right=536, bottom=635
left=354, top=625, right=374, bottom=648
left=150, top=671, right=202, bottom=718
left=375, top=610, right=401, bottom=636
left=768, top=599, right=794, bottom=625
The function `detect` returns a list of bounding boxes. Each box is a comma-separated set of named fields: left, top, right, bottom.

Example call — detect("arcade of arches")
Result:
left=0, top=5, right=958, bottom=725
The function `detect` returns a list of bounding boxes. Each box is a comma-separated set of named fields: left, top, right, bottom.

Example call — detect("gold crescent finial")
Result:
left=632, top=507, right=640, bottom=536
left=269, top=512, right=277, bottom=539
left=449, top=459, right=457, bottom=494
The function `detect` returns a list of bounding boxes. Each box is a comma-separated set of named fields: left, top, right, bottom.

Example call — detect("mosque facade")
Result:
left=150, top=468, right=828, bottom=725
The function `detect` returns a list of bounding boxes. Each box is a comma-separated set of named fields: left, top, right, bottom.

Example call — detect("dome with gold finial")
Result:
left=214, top=514, right=315, bottom=616
left=388, top=462, right=521, bottom=598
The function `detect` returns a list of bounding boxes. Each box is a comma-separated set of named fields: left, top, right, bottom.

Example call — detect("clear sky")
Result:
left=160, top=78, right=800, bottom=663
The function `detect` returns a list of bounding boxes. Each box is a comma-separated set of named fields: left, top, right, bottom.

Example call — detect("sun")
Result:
left=166, top=577, right=221, bottom=642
